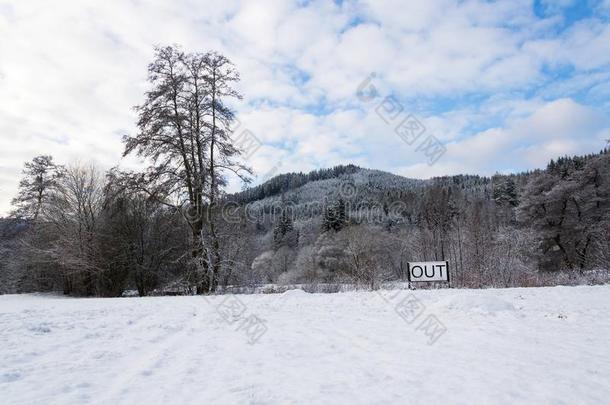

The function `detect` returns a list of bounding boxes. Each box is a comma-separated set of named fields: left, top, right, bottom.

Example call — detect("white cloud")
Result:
left=400, top=98, right=610, bottom=178
left=1, top=0, right=610, bottom=214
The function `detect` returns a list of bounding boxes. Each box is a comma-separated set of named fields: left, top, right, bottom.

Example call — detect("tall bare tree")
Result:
left=122, top=45, right=250, bottom=293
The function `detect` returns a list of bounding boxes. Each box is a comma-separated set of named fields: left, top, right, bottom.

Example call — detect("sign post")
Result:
left=407, top=261, right=450, bottom=288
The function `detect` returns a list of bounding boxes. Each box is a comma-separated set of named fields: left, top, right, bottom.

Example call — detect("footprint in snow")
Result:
left=0, top=372, right=22, bottom=383
left=27, top=323, right=51, bottom=334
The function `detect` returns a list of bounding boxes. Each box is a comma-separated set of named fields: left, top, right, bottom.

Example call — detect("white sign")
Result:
left=408, top=261, right=450, bottom=282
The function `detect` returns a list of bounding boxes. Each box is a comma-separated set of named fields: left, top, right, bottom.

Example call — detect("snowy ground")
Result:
left=1, top=286, right=610, bottom=405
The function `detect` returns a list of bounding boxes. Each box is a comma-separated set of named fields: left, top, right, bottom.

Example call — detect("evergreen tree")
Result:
left=322, top=198, right=348, bottom=232
left=273, top=205, right=298, bottom=248
left=492, top=175, right=518, bottom=207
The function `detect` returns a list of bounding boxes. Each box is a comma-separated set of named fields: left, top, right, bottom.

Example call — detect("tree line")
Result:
left=1, top=45, right=609, bottom=296
left=2, top=45, right=250, bottom=295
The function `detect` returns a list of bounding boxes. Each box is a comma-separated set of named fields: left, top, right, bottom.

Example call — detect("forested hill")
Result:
left=230, top=164, right=496, bottom=207
left=229, top=165, right=430, bottom=208
left=232, top=148, right=610, bottom=207
left=231, top=164, right=362, bottom=203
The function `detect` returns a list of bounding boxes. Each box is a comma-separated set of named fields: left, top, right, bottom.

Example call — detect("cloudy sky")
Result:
left=1, top=0, right=610, bottom=215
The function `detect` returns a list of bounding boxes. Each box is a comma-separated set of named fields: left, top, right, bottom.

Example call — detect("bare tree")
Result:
left=343, top=225, right=394, bottom=289
left=39, top=164, right=105, bottom=295
left=101, top=177, right=187, bottom=296
left=11, top=155, right=63, bottom=222
left=122, top=45, right=250, bottom=293
left=201, top=51, right=251, bottom=291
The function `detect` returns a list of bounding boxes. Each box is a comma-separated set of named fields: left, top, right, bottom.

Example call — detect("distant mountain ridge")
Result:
left=228, top=163, right=508, bottom=205
left=232, top=147, right=610, bottom=206
left=229, top=165, right=430, bottom=205
left=231, top=164, right=362, bottom=204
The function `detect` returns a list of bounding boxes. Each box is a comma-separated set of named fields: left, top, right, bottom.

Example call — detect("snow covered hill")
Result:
left=234, top=166, right=429, bottom=207
left=1, top=286, right=610, bottom=404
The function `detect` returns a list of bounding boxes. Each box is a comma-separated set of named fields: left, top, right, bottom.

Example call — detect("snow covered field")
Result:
left=1, top=286, right=610, bottom=405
